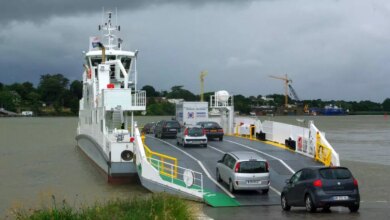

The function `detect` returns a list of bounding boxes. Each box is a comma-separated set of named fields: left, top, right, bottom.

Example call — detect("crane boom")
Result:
left=269, top=74, right=291, bottom=107
left=200, top=71, right=208, bottom=102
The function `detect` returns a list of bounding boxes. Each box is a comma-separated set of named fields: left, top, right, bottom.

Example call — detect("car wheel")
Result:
left=281, top=194, right=291, bottom=211
left=262, top=189, right=269, bottom=194
left=203, top=144, right=207, bottom=148
left=219, top=136, right=223, bottom=141
left=229, top=179, right=235, bottom=193
left=176, top=140, right=180, bottom=145
left=216, top=169, right=222, bottom=182
left=349, top=204, right=359, bottom=213
left=305, top=194, right=316, bottom=213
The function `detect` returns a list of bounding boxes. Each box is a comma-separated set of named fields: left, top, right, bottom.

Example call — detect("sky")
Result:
left=0, top=0, right=389, bottom=102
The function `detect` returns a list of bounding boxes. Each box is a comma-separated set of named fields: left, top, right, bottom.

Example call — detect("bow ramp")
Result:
left=133, top=128, right=206, bottom=202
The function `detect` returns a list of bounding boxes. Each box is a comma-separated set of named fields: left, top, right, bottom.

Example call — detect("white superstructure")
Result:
left=76, top=11, right=146, bottom=180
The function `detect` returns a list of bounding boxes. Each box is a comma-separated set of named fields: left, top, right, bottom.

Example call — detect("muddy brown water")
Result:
left=0, top=116, right=389, bottom=218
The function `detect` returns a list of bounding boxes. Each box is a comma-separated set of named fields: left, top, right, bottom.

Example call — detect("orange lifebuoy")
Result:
left=87, top=69, right=92, bottom=79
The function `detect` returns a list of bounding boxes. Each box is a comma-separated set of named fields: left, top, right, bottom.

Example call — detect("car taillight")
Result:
left=218, top=129, right=223, bottom=133
left=184, top=128, right=188, bottom=135
left=265, top=162, right=269, bottom=172
left=353, top=178, right=358, bottom=187
left=313, top=179, right=322, bottom=187
left=234, top=162, right=240, bottom=173
left=202, top=128, right=206, bottom=135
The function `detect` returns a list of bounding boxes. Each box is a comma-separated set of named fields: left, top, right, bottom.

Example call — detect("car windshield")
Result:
left=203, top=122, right=219, bottom=128
left=238, top=161, right=267, bottom=173
left=188, top=127, right=203, bottom=136
left=319, top=168, right=352, bottom=179
left=166, top=121, right=179, bottom=128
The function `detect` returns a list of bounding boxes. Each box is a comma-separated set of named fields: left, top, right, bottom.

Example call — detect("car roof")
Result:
left=229, top=151, right=265, bottom=161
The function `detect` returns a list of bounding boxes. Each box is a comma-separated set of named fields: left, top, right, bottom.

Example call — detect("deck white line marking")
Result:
left=226, top=140, right=296, bottom=174
left=207, top=144, right=225, bottom=154
left=270, top=186, right=281, bottom=196
left=209, top=144, right=283, bottom=195
left=148, top=136, right=235, bottom=198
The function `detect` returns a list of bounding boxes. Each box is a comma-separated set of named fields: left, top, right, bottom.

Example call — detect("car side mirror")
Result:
left=217, top=160, right=223, bottom=163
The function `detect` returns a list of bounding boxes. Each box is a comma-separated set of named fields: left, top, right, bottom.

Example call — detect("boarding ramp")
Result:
left=133, top=127, right=204, bottom=201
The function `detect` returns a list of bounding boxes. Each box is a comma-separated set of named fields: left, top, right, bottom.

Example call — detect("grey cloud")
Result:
left=0, top=0, right=256, bottom=24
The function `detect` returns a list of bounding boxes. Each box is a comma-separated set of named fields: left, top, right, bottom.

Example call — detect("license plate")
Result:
left=333, top=196, right=349, bottom=201
left=170, top=129, right=176, bottom=131
left=247, top=180, right=261, bottom=184
left=210, top=130, right=217, bottom=132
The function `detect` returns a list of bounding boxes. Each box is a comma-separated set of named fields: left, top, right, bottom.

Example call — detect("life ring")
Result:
left=87, top=69, right=92, bottom=79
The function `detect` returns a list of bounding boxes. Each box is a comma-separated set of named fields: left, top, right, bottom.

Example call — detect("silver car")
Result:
left=176, top=126, right=207, bottom=148
left=216, top=151, right=270, bottom=193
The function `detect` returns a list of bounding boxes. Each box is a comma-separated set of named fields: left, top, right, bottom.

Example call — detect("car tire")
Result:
left=177, top=140, right=180, bottom=145
left=305, top=194, right=316, bottom=213
left=229, top=179, right=235, bottom=193
left=322, top=205, right=331, bottom=212
left=349, top=204, right=359, bottom=213
left=281, top=194, right=291, bottom=211
left=203, top=144, right=207, bottom=148
left=216, top=169, right=222, bottom=182
left=219, top=136, right=223, bottom=141
left=262, top=189, right=269, bottom=194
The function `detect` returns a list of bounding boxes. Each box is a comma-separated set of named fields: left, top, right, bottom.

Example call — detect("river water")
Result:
left=0, top=116, right=389, bottom=217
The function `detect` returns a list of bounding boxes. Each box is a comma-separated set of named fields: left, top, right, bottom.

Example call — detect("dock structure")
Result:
left=0, top=108, right=17, bottom=116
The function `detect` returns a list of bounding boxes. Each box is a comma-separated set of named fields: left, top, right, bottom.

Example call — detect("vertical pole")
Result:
left=171, top=164, right=173, bottom=183
left=131, top=112, right=134, bottom=137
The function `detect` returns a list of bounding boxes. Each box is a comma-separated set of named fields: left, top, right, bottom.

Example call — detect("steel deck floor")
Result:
left=144, top=135, right=323, bottom=206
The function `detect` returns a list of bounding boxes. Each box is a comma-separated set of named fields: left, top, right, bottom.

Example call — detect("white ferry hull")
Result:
left=76, top=134, right=137, bottom=181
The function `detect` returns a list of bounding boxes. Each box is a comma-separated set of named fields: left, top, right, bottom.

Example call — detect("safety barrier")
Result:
left=315, top=132, right=333, bottom=166
left=233, top=119, right=340, bottom=167
left=148, top=157, right=203, bottom=192
left=141, top=135, right=178, bottom=178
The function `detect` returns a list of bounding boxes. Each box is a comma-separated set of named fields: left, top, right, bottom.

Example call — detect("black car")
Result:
left=196, top=121, right=224, bottom=141
left=154, top=120, right=180, bottom=139
left=281, top=167, right=360, bottom=213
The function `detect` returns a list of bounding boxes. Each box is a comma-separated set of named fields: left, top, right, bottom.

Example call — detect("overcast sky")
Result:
left=0, top=0, right=389, bottom=102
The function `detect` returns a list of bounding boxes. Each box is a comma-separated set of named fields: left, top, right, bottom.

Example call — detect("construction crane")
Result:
left=200, top=71, right=208, bottom=102
left=269, top=74, right=292, bottom=108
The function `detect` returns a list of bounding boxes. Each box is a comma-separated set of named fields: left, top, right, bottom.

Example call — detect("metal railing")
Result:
left=147, top=157, right=203, bottom=193
left=132, top=90, right=146, bottom=107
left=143, top=144, right=178, bottom=178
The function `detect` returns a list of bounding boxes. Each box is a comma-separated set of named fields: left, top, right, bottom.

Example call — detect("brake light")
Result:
left=184, top=128, right=188, bottom=136
left=202, top=128, right=206, bottom=135
left=353, top=178, right=358, bottom=187
left=218, top=129, right=224, bottom=133
left=265, top=162, right=269, bottom=172
left=234, top=162, right=240, bottom=173
left=313, top=179, right=322, bottom=187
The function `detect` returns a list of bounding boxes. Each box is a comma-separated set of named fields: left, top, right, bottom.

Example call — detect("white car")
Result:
left=176, top=126, right=207, bottom=148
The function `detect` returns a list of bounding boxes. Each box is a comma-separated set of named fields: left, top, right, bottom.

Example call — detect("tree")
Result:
left=383, top=98, right=390, bottom=111
left=38, top=74, right=69, bottom=107
left=0, top=90, right=20, bottom=112
left=0, top=82, right=3, bottom=91
left=166, top=85, right=197, bottom=101
left=142, top=85, right=158, bottom=97
left=70, top=80, right=83, bottom=99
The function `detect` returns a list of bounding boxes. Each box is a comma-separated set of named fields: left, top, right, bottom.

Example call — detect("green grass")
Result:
left=14, top=194, right=194, bottom=220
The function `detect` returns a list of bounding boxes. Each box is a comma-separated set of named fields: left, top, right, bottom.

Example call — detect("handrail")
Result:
left=141, top=134, right=178, bottom=178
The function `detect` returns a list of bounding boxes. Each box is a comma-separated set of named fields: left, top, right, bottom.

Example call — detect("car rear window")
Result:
left=204, top=122, right=219, bottom=128
left=188, top=127, right=203, bottom=136
left=165, top=121, right=179, bottom=128
left=238, top=161, right=268, bottom=173
left=319, top=168, right=352, bottom=179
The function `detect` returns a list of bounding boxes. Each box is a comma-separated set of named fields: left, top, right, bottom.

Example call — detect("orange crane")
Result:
left=269, top=74, right=292, bottom=108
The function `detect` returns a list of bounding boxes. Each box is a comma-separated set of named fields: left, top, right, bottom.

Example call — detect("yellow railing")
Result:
left=315, top=132, right=333, bottom=166
left=234, top=125, right=256, bottom=140
left=141, top=135, right=178, bottom=178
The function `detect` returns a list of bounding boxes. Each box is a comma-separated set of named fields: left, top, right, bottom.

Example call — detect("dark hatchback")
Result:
left=154, top=120, right=180, bottom=139
left=142, top=122, right=155, bottom=134
left=281, top=167, right=360, bottom=213
left=197, top=121, right=224, bottom=141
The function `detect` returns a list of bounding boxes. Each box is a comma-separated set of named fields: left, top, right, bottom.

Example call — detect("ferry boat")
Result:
left=76, top=11, right=146, bottom=181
